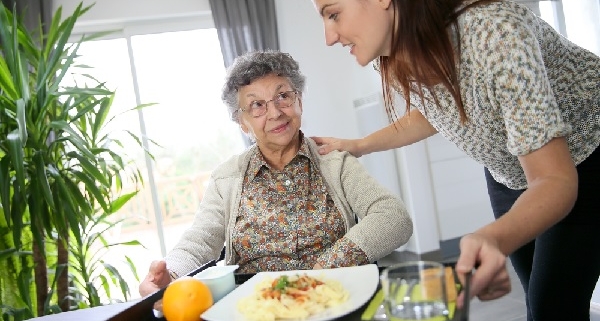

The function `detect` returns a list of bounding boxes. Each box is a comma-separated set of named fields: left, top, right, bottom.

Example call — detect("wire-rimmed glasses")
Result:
left=240, top=90, right=298, bottom=118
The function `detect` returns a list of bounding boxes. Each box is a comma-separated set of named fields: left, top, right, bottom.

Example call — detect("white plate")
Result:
left=201, top=264, right=379, bottom=321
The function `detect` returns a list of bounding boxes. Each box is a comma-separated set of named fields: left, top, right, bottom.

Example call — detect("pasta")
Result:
left=237, top=273, right=350, bottom=321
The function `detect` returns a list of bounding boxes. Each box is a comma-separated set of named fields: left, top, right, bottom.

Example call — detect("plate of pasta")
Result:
left=201, top=264, right=379, bottom=321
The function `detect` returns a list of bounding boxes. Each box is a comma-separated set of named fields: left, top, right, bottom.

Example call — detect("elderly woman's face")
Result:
left=238, top=74, right=302, bottom=152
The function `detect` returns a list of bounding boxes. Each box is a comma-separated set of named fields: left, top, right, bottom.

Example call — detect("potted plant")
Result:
left=0, top=2, right=149, bottom=319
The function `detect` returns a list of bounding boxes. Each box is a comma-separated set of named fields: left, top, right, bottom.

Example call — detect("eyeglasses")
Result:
left=240, top=91, right=298, bottom=118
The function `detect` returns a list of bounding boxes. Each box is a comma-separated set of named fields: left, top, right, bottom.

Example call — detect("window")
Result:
left=539, top=0, right=600, bottom=55
left=72, top=28, right=245, bottom=298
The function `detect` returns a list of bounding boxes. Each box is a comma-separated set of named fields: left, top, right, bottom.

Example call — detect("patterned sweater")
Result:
left=165, top=138, right=413, bottom=277
left=412, top=0, right=600, bottom=189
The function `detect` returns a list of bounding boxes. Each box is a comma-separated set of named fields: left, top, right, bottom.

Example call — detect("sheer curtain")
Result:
left=208, top=0, right=279, bottom=67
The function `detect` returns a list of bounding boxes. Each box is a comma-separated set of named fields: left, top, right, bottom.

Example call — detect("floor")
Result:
left=378, top=252, right=600, bottom=321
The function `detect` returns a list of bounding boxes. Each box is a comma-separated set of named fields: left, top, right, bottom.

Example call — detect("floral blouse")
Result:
left=232, top=137, right=369, bottom=273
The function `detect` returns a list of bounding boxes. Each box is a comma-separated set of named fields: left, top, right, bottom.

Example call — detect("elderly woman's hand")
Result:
left=311, top=136, right=364, bottom=157
left=139, top=260, right=173, bottom=312
left=455, top=233, right=512, bottom=308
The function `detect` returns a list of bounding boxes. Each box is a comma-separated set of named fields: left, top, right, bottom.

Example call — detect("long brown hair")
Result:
left=379, top=0, right=499, bottom=123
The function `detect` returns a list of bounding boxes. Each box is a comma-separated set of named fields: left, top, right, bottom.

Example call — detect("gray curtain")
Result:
left=209, top=0, right=280, bottom=147
left=208, top=0, right=280, bottom=68
left=1, top=0, right=52, bottom=34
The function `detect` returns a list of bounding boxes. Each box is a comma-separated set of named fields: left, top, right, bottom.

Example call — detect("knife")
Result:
left=460, top=271, right=472, bottom=321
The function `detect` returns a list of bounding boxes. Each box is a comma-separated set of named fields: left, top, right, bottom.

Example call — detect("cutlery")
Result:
left=460, top=271, right=472, bottom=321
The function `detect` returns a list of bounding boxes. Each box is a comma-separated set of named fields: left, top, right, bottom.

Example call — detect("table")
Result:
left=28, top=301, right=140, bottom=321
left=26, top=272, right=376, bottom=321
left=28, top=264, right=467, bottom=321
left=26, top=292, right=372, bottom=321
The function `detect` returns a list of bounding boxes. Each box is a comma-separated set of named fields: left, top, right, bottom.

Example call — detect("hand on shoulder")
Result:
left=311, top=136, right=364, bottom=157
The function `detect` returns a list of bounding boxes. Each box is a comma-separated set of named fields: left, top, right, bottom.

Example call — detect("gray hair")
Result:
left=222, top=50, right=306, bottom=122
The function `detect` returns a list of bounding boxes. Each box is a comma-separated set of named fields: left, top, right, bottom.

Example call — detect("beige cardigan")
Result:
left=165, top=138, right=413, bottom=277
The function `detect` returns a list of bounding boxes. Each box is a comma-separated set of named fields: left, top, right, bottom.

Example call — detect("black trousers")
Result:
left=484, top=146, right=600, bottom=321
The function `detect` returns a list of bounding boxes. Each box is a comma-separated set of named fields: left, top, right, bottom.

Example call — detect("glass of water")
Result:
left=381, top=261, right=451, bottom=320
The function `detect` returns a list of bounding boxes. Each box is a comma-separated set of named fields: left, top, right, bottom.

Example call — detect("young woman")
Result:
left=311, top=0, right=600, bottom=319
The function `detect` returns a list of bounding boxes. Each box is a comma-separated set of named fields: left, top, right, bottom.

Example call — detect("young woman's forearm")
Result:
left=476, top=176, right=577, bottom=255
left=475, top=138, right=578, bottom=255
left=359, top=110, right=438, bottom=156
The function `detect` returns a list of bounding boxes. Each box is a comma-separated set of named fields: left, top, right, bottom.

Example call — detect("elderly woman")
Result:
left=139, top=50, right=412, bottom=298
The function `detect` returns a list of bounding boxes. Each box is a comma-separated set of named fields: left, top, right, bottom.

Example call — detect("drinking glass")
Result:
left=380, top=261, right=451, bottom=320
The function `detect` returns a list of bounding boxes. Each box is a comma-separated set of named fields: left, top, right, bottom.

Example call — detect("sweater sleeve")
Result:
left=316, top=237, right=369, bottom=268
left=164, top=174, right=228, bottom=277
left=319, top=152, right=413, bottom=263
left=473, top=6, right=570, bottom=155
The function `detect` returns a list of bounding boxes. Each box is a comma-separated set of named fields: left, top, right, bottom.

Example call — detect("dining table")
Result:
left=27, top=280, right=376, bottom=321
left=28, top=263, right=468, bottom=321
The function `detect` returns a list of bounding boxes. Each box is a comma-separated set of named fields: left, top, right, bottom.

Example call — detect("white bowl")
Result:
left=193, top=265, right=239, bottom=302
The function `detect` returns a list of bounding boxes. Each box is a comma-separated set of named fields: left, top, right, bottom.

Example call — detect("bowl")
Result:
left=193, top=264, right=239, bottom=302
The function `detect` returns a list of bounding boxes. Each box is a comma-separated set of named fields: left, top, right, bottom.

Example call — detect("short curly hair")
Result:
left=222, top=50, right=306, bottom=122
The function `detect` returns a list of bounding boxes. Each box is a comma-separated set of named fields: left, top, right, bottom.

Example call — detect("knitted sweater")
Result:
left=165, top=138, right=413, bottom=277
left=412, top=0, right=600, bottom=189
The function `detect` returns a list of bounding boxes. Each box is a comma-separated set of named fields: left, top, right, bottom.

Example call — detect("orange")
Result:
left=162, top=276, right=214, bottom=321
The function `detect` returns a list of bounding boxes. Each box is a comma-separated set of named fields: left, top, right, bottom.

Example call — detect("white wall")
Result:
left=54, top=0, right=213, bottom=36
left=55, top=0, right=211, bottom=23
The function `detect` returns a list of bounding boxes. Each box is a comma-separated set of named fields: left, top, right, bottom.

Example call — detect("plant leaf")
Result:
left=15, top=99, right=27, bottom=145
left=32, top=152, right=55, bottom=208
left=49, top=120, right=95, bottom=159
left=0, top=53, right=17, bottom=99
left=124, top=256, right=140, bottom=282
left=6, top=130, right=25, bottom=195
left=72, top=171, right=109, bottom=214
left=102, top=262, right=130, bottom=301
left=109, top=191, right=138, bottom=214
left=0, top=156, right=11, bottom=225
left=91, top=95, right=113, bottom=142
left=67, top=152, right=110, bottom=187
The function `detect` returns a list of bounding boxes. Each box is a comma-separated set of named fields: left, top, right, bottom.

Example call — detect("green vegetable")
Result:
left=274, top=275, right=289, bottom=290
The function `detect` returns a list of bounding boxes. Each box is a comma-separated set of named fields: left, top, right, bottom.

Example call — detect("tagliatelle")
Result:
left=237, top=273, right=350, bottom=321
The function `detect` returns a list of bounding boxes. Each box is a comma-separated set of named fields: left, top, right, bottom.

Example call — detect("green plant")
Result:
left=65, top=194, right=142, bottom=310
left=0, top=2, right=149, bottom=319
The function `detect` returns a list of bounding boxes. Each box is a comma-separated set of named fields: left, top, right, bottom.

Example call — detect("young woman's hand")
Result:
left=311, top=136, right=364, bottom=157
left=455, top=233, right=512, bottom=307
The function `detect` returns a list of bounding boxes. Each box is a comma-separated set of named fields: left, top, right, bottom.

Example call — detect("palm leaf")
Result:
left=0, top=53, right=18, bottom=99
left=15, top=99, right=28, bottom=146
left=6, top=130, right=25, bottom=196
left=0, top=157, right=11, bottom=225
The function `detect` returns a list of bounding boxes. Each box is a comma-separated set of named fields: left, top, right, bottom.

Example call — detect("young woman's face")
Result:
left=313, top=0, right=395, bottom=66
left=237, top=74, right=303, bottom=153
